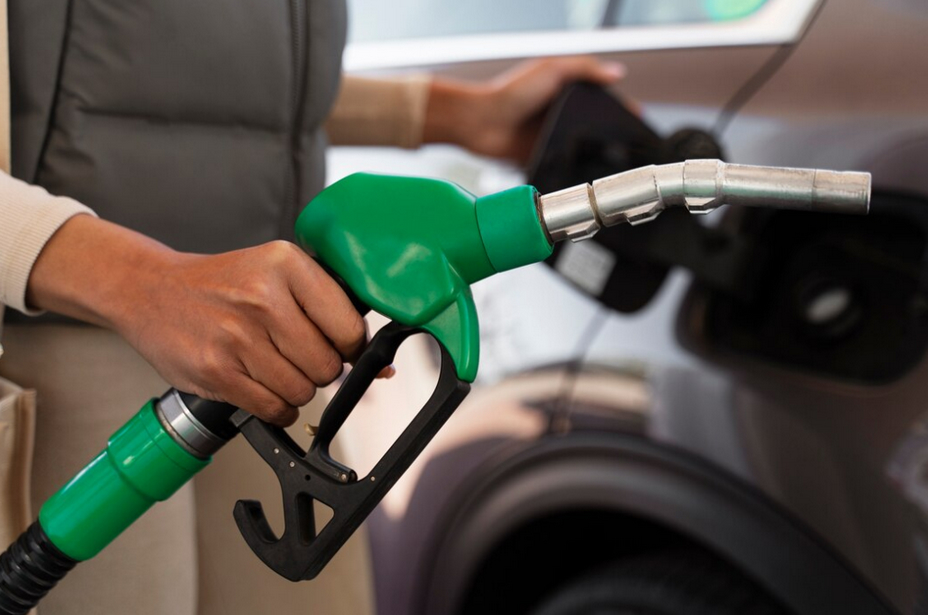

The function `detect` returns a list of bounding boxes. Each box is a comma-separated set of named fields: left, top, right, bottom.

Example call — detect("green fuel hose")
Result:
left=0, top=393, right=237, bottom=615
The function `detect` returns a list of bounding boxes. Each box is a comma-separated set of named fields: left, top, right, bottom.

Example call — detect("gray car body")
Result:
left=331, top=0, right=928, bottom=612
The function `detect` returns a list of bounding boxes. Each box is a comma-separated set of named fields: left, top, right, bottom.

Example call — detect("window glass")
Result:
left=612, top=0, right=769, bottom=26
left=347, top=0, right=769, bottom=44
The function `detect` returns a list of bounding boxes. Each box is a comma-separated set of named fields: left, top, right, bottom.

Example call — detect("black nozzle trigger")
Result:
left=231, top=321, right=470, bottom=581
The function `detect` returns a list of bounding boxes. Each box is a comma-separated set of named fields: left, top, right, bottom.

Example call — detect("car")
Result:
left=324, top=0, right=928, bottom=613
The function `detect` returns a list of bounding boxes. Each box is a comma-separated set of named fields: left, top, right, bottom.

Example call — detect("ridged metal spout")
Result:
left=539, top=159, right=871, bottom=243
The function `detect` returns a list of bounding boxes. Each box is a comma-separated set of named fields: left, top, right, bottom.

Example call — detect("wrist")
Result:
left=422, top=78, right=494, bottom=150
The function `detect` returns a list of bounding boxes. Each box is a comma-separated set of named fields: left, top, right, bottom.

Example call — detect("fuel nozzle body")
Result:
left=539, top=159, right=872, bottom=242
left=298, top=160, right=870, bottom=382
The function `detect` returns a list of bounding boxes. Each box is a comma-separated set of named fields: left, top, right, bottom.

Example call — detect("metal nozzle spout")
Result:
left=538, top=159, right=871, bottom=243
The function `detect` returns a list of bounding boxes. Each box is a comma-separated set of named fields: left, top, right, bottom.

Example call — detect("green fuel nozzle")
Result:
left=296, top=173, right=553, bottom=383
left=299, top=160, right=871, bottom=382
left=0, top=160, right=871, bottom=612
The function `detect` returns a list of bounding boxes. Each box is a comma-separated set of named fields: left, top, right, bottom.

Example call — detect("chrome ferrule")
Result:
left=156, top=389, right=228, bottom=458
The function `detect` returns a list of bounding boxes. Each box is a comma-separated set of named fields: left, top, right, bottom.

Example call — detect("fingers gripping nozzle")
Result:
left=538, top=159, right=872, bottom=242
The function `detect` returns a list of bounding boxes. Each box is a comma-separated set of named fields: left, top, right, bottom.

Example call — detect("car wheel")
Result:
left=531, top=548, right=790, bottom=615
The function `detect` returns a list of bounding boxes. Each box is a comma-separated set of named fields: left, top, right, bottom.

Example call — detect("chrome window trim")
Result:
left=344, top=0, right=822, bottom=72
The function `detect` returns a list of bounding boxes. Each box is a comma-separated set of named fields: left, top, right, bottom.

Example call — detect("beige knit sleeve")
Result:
left=325, top=75, right=432, bottom=149
left=0, top=172, right=96, bottom=315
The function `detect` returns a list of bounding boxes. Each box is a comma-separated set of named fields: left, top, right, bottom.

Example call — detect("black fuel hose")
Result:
left=0, top=522, right=77, bottom=615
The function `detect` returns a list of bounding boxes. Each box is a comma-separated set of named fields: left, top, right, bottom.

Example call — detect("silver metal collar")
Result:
left=156, top=389, right=227, bottom=458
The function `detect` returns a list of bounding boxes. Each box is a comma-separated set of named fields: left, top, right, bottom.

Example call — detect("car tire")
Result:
left=531, top=548, right=790, bottom=615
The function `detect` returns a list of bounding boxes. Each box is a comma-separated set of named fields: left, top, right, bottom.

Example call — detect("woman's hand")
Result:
left=423, top=56, right=626, bottom=163
left=27, top=215, right=367, bottom=426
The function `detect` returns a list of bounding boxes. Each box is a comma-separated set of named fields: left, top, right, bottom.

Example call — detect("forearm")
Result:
left=26, top=215, right=175, bottom=330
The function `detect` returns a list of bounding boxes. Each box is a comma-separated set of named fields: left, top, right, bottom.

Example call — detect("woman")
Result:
left=0, top=2, right=623, bottom=611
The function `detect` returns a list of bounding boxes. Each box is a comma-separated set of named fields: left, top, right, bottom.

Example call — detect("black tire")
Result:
left=531, top=548, right=791, bottom=615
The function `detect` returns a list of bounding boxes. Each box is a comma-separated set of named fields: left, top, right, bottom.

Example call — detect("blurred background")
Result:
left=319, top=1, right=928, bottom=614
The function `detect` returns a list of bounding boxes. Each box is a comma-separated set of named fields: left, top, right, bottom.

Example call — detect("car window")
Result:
left=614, top=0, right=770, bottom=25
left=344, top=0, right=817, bottom=72
left=348, top=0, right=770, bottom=44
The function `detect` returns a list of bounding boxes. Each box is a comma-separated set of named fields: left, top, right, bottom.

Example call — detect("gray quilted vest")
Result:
left=9, top=0, right=347, bottom=253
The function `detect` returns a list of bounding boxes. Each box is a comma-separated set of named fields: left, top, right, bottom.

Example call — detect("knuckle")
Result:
left=217, top=317, right=250, bottom=348
left=241, top=278, right=276, bottom=307
left=291, top=382, right=317, bottom=408
left=266, top=239, right=294, bottom=255
left=302, top=258, right=326, bottom=287
left=263, top=401, right=296, bottom=426
left=318, top=351, right=344, bottom=385
left=266, top=240, right=302, bottom=266
left=344, top=311, right=366, bottom=346
left=228, top=284, right=277, bottom=319
left=199, top=347, right=230, bottom=384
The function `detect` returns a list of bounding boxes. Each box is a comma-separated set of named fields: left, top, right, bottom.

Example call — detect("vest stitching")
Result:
left=282, top=0, right=308, bottom=241
left=32, top=0, right=76, bottom=186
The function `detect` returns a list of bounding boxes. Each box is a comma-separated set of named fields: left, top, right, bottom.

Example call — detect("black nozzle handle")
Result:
left=231, top=322, right=471, bottom=581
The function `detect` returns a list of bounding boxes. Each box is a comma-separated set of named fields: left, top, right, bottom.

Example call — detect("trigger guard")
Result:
left=306, top=321, right=423, bottom=481
left=231, top=321, right=471, bottom=581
